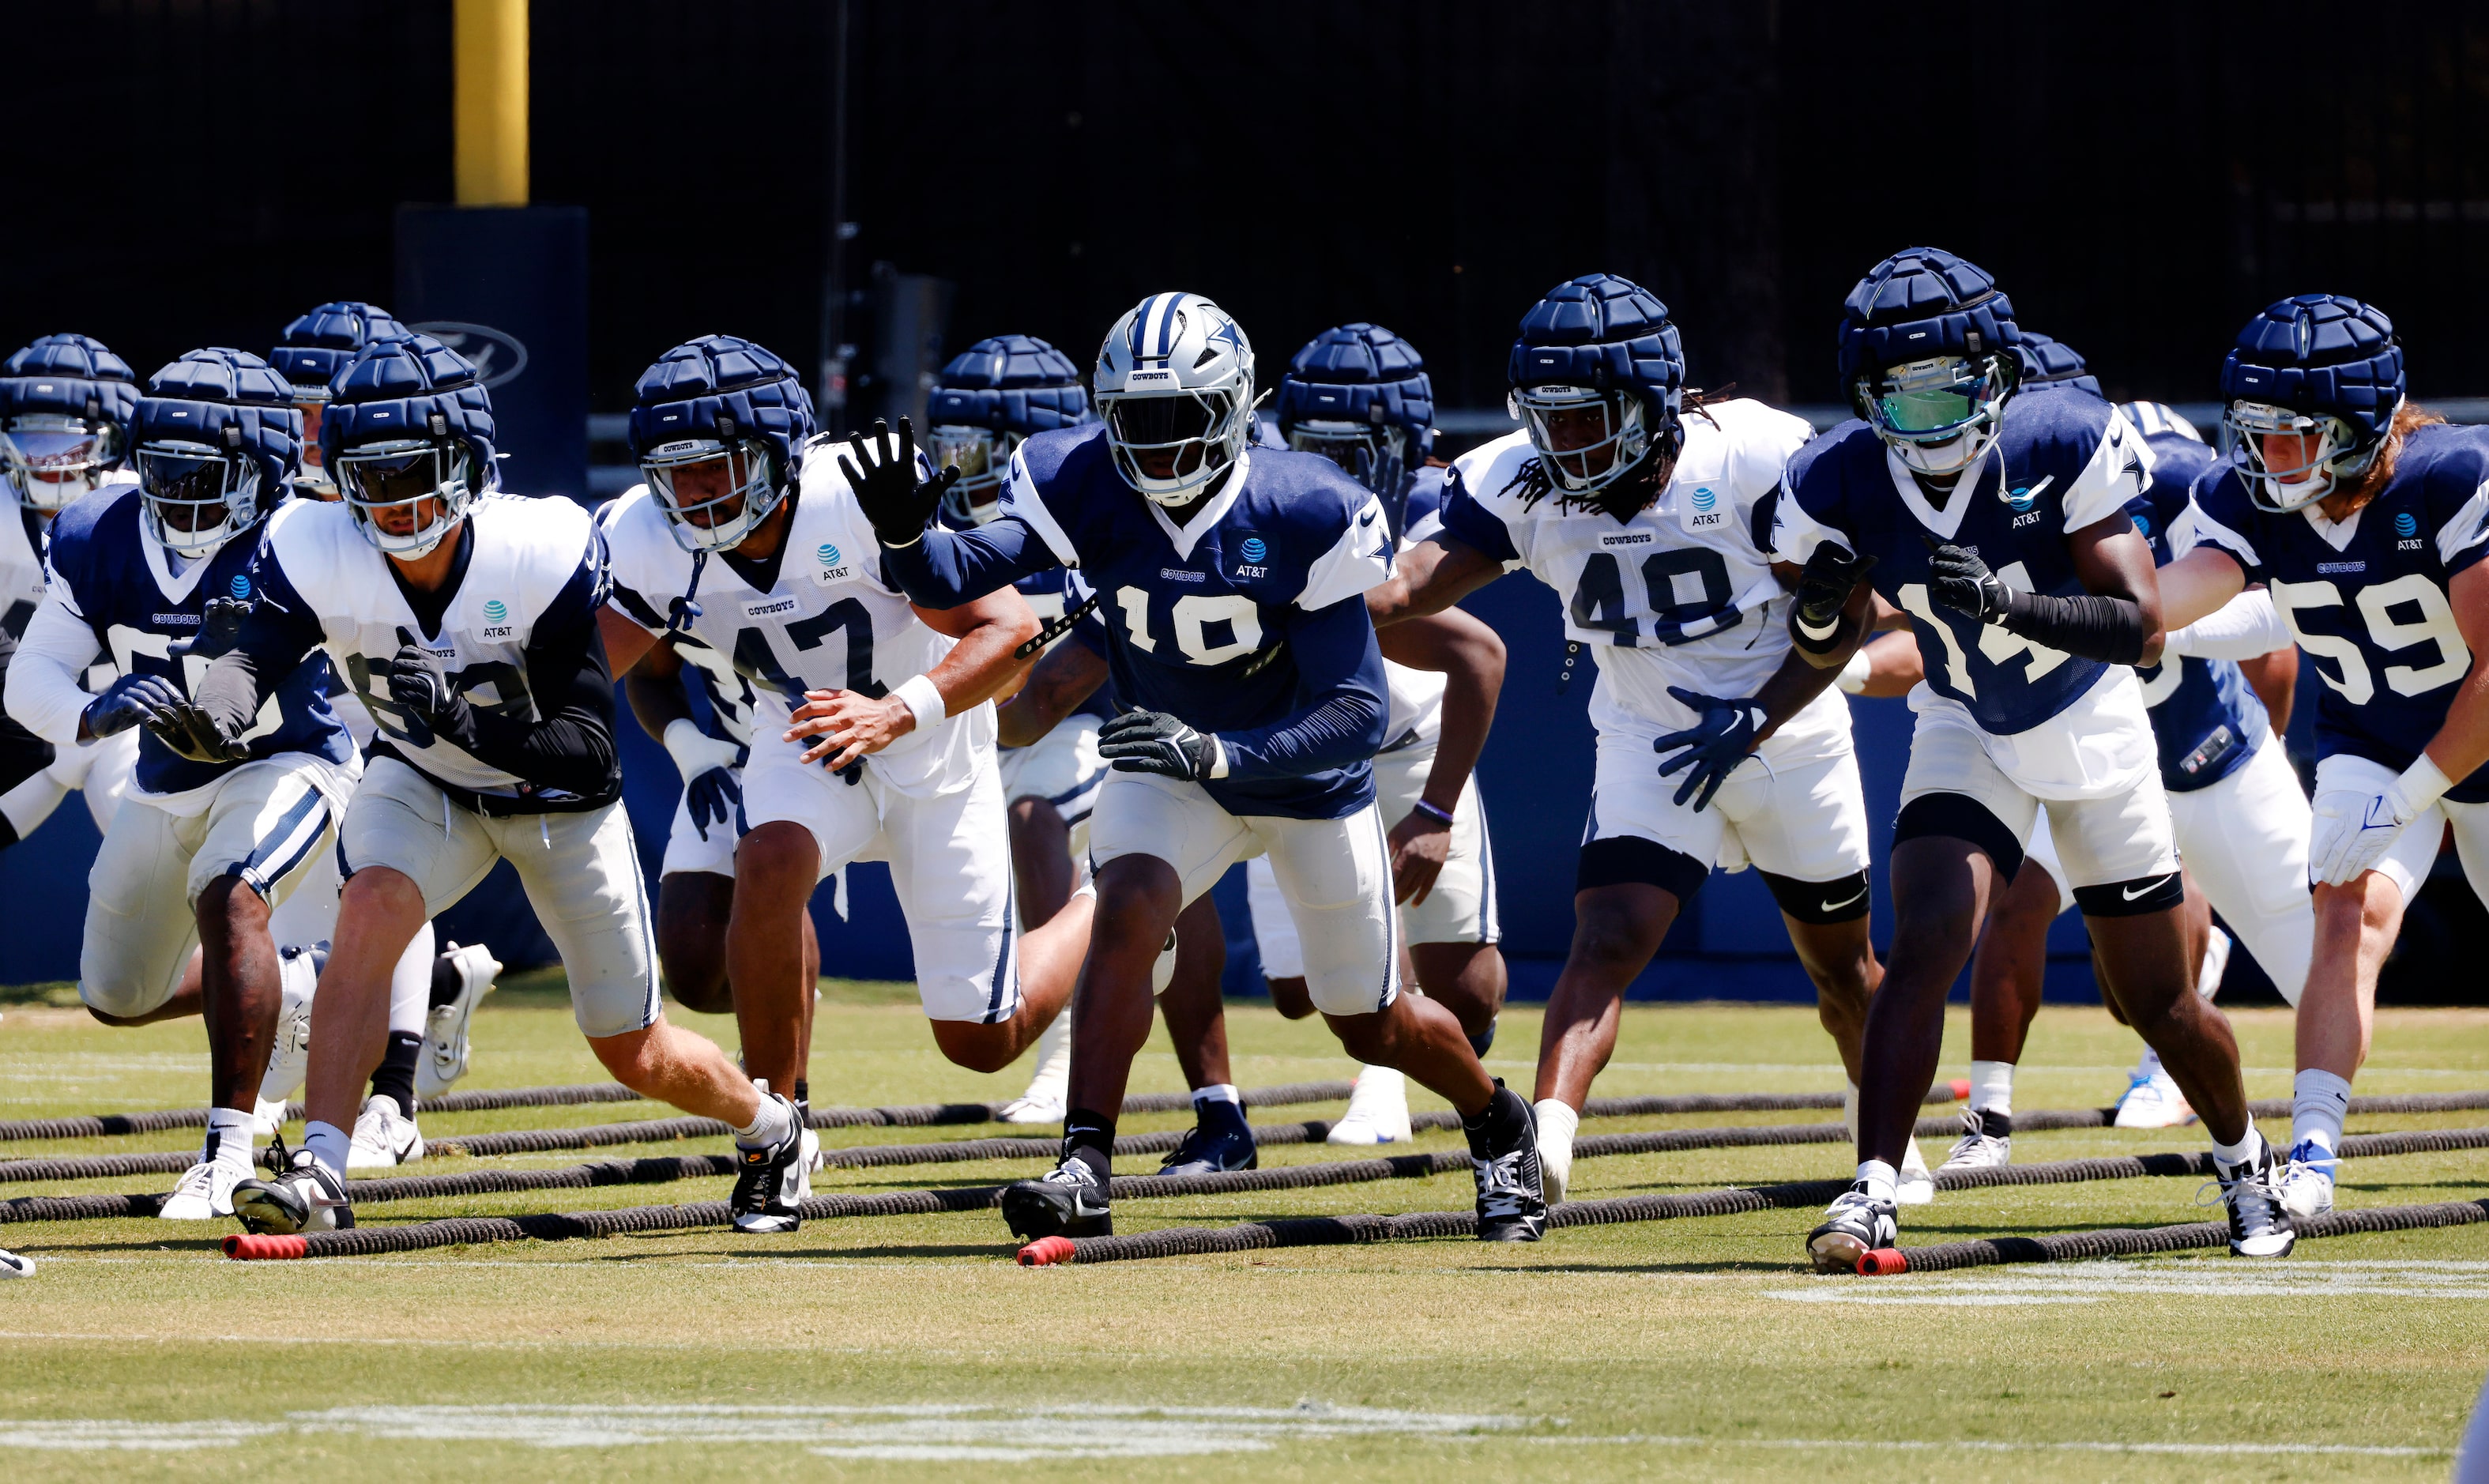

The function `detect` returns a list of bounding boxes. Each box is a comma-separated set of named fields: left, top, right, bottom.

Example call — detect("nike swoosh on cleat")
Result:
left=2122, top=874, right=2177, bottom=901
left=1818, top=885, right=1869, bottom=913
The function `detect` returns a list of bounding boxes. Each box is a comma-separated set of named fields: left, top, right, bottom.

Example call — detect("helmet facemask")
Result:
left=337, top=436, right=475, bottom=560
left=1858, top=352, right=2016, bottom=477
left=929, top=424, right=1019, bottom=526
left=136, top=438, right=259, bottom=558
left=2, top=412, right=126, bottom=510
left=1101, top=382, right=1248, bottom=506
left=2221, top=399, right=2388, bottom=514
left=641, top=435, right=786, bottom=552
left=1511, top=384, right=1655, bottom=495
left=288, top=389, right=336, bottom=498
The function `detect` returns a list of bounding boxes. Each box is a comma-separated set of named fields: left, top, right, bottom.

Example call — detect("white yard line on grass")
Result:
left=1533, top=1434, right=2446, bottom=1457
left=1770, top=1256, right=2489, bottom=1305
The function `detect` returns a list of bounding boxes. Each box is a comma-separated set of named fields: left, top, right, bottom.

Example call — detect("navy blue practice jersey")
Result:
left=2128, top=431, right=2268, bottom=792
left=43, top=488, right=348, bottom=795
left=2188, top=420, right=2489, bottom=801
left=1775, top=385, right=2152, bottom=736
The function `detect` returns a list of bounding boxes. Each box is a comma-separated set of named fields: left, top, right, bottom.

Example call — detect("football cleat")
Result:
left=729, top=1092, right=810, bottom=1234
left=256, top=945, right=319, bottom=1112
left=2114, top=1057, right=2195, bottom=1128
left=2211, top=1141, right=2296, bottom=1258
left=159, top=1153, right=247, bottom=1220
left=1001, top=1151, right=1113, bottom=1240
left=1807, top=1183, right=1898, bottom=1273
left=0, top=1249, right=29, bottom=1279
left=249, top=1096, right=292, bottom=1142
left=1158, top=1117, right=1257, bottom=1177
left=1326, top=1065, right=1413, bottom=1146
left=345, top=1094, right=425, bottom=1170
left=232, top=1148, right=355, bottom=1234
left=2278, top=1140, right=2338, bottom=1219
left=416, top=940, right=500, bottom=1099
left=1467, top=1083, right=1546, bottom=1242
left=1896, top=1136, right=1936, bottom=1205
left=1000, top=1014, right=1070, bottom=1125
left=1938, top=1108, right=2013, bottom=1173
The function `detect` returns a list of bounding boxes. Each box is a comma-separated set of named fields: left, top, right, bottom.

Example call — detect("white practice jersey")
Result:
left=256, top=493, right=604, bottom=800
left=600, top=442, right=984, bottom=793
left=1380, top=529, right=1445, bottom=753
left=598, top=485, right=761, bottom=750
left=1440, top=399, right=1815, bottom=739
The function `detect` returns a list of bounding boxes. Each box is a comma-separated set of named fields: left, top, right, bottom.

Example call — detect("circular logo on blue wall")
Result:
left=228, top=574, right=250, bottom=599
left=1240, top=537, right=1268, bottom=563
left=1690, top=486, right=1717, bottom=513
left=818, top=543, right=841, bottom=567
left=409, top=322, right=529, bottom=389
left=2395, top=510, right=2419, bottom=538
left=483, top=599, right=508, bottom=623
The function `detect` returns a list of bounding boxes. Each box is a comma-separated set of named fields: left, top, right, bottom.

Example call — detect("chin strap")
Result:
left=666, top=549, right=709, bottom=635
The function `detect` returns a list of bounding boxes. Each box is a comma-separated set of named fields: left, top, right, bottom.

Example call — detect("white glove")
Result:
left=662, top=718, right=744, bottom=784
left=2309, top=755, right=2453, bottom=887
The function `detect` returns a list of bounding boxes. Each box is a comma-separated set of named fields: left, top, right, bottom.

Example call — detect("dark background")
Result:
left=5, top=0, right=2485, bottom=1000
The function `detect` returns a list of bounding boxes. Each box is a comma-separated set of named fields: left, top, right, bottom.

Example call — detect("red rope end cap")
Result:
left=1947, top=1079, right=1971, bottom=1102
left=1857, top=1248, right=1908, bottom=1276
left=1017, top=1236, right=1077, bottom=1267
left=224, top=1233, right=308, bottom=1261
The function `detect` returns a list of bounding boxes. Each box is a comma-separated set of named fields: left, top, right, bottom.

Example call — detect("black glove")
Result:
left=1098, top=709, right=1219, bottom=782
left=1926, top=540, right=2009, bottom=621
left=169, top=595, right=251, bottom=661
left=84, top=673, right=186, bottom=740
left=1791, top=542, right=1876, bottom=650
left=145, top=699, right=251, bottom=764
left=683, top=765, right=742, bottom=841
left=386, top=627, right=470, bottom=746
left=1351, top=443, right=1406, bottom=503
left=838, top=416, right=959, bottom=548
left=1651, top=686, right=1766, bottom=811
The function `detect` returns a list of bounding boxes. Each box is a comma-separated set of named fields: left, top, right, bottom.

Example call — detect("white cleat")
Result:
left=249, top=1097, right=292, bottom=1142
left=0, top=1249, right=29, bottom=1279
left=159, top=1157, right=247, bottom=1220
left=2114, top=1057, right=2195, bottom=1129
left=416, top=941, right=500, bottom=1099
left=1938, top=1108, right=2013, bottom=1173
left=1327, top=1066, right=1413, bottom=1146
left=1896, top=1136, right=1936, bottom=1205
left=1000, top=1013, right=1071, bottom=1125
left=257, top=947, right=319, bottom=1112
left=345, top=1095, right=425, bottom=1170
left=2212, top=1142, right=2296, bottom=1258
left=2278, top=1141, right=2337, bottom=1219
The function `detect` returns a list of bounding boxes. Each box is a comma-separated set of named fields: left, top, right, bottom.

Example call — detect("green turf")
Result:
left=2, top=989, right=2486, bottom=1479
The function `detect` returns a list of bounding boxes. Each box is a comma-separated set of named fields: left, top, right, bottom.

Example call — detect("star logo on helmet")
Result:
left=1208, top=319, right=1248, bottom=357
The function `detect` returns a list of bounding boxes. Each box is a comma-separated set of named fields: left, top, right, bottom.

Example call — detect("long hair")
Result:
left=2325, top=401, right=2446, bottom=519
left=1502, top=387, right=1731, bottom=514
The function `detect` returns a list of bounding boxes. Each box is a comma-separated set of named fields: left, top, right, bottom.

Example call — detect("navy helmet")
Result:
left=0, top=333, right=139, bottom=511
left=269, top=301, right=409, bottom=495
left=1507, top=274, right=1685, bottom=495
left=323, top=333, right=498, bottom=559
left=1838, top=247, right=2021, bottom=476
left=924, top=334, right=1087, bottom=524
left=627, top=334, right=816, bottom=552
left=2218, top=294, right=2403, bottom=513
left=2012, top=332, right=2102, bottom=397
left=1277, top=323, right=1434, bottom=515
left=130, top=349, right=302, bottom=559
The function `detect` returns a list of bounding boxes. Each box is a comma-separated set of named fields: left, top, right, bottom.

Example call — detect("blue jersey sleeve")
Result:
left=883, top=514, right=1060, bottom=608
left=1210, top=593, right=1387, bottom=782
left=2182, top=466, right=2270, bottom=583
left=1437, top=469, right=1520, bottom=565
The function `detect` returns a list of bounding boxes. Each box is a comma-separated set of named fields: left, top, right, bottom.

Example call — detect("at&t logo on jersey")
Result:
left=814, top=541, right=849, bottom=582
left=2001, top=475, right=2052, bottom=527
left=480, top=597, right=513, bottom=638
left=228, top=574, right=250, bottom=599
left=1682, top=484, right=1724, bottom=530
left=1233, top=533, right=1270, bottom=578
left=2395, top=510, right=2423, bottom=550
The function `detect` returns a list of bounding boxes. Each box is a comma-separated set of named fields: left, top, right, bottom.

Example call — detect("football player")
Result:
left=4, top=348, right=355, bottom=1220
left=1769, top=248, right=2284, bottom=1267
left=167, top=333, right=787, bottom=1237
left=0, top=335, right=141, bottom=852
left=1375, top=276, right=1924, bottom=1204
left=921, top=335, right=1109, bottom=1125
left=2159, top=295, right=2489, bottom=1220
left=259, top=301, right=503, bottom=1162
left=856, top=292, right=1546, bottom=1243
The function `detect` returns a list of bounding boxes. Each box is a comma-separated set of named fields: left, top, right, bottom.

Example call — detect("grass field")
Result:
left=2, top=978, right=2486, bottom=1479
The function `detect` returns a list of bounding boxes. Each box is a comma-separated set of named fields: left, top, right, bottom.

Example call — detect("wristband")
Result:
left=893, top=673, right=947, bottom=732
left=1411, top=798, right=1456, bottom=827
left=2394, top=753, right=2456, bottom=816
left=662, top=718, right=739, bottom=782
left=1835, top=649, right=1874, bottom=695
left=1205, top=734, right=1229, bottom=780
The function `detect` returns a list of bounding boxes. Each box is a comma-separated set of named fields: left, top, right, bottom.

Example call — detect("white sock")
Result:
left=1534, top=1098, right=1580, bottom=1151
left=1968, top=1059, right=2014, bottom=1117
left=205, top=1107, right=256, bottom=1176
left=304, top=1119, right=351, bottom=1182
left=1855, top=1158, right=1897, bottom=1204
left=386, top=918, right=435, bottom=1036
left=2209, top=1121, right=2264, bottom=1169
left=1192, top=1083, right=1240, bottom=1109
left=2291, top=1069, right=2353, bottom=1159
left=2136, top=1045, right=2165, bottom=1080
left=734, top=1083, right=793, bottom=1149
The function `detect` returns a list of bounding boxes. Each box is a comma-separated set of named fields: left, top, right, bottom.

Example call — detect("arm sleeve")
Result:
left=1210, top=594, right=1387, bottom=782
left=193, top=544, right=326, bottom=736
left=3, top=593, right=104, bottom=747
left=2164, top=589, right=2294, bottom=660
left=1991, top=588, right=2148, bottom=665
left=880, top=514, right=1059, bottom=608
left=440, top=561, right=618, bottom=797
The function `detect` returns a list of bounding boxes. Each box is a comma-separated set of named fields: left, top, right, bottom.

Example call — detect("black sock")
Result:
left=1467, top=1017, right=1498, bottom=1059
left=371, top=1031, right=422, bottom=1119
left=1978, top=1108, right=2013, bottom=1139
left=1463, top=1078, right=1522, bottom=1139
left=427, top=952, right=461, bottom=1009
left=793, top=1078, right=809, bottom=1105
left=1064, top=1108, right=1116, bottom=1181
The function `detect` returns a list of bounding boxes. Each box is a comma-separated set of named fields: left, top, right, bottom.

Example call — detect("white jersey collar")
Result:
left=1881, top=442, right=1995, bottom=544
left=2298, top=500, right=2363, bottom=552
left=1146, top=450, right=1249, bottom=561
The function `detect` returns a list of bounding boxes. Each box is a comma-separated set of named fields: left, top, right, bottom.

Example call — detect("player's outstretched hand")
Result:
left=838, top=416, right=959, bottom=549
left=1926, top=540, right=2008, bottom=621
left=145, top=700, right=251, bottom=763
left=1792, top=541, right=1876, bottom=647
left=1387, top=806, right=1451, bottom=906
left=785, top=687, right=913, bottom=770
left=1098, top=709, right=1218, bottom=782
left=1651, top=686, right=1765, bottom=812
left=170, top=595, right=252, bottom=661
left=82, top=673, right=185, bottom=740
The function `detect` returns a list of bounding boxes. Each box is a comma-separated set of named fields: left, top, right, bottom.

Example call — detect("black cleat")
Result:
left=1002, top=1151, right=1113, bottom=1240
left=1806, top=1182, right=1897, bottom=1273
left=730, top=1092, right=809, bottom=1234
left=1467, top=1081, right=1546, bottom=1241
left=232, top=1147, right=356, bottom=1235
left=1158, top=1105, right=1257, bottom=1177
left=2212, top=1140, right=2297, bottom=1259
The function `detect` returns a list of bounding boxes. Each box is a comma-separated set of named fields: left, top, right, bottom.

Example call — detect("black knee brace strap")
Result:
left=1576, top=834, right=1708, bottom=902
left=1761, top=868, right=1873, bottom=925
left=1892, top=793, right=2024, bottom=883
left=2073, top=870, right=2184, bottom=918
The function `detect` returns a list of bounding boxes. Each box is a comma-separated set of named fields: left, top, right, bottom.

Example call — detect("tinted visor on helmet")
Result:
left=640, top=437, right=778, bottom=552
left=135, top=441, right=251, bottom=556
left=1866, top=356, right=2003, bottom=441
left=1512, top=385, right=1648, bottom=492
left=337, top=438, right=471, bottom=558
left=2, top=414, right=126, bottom=509
left=2220, top=401, right=2367, bottom=513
